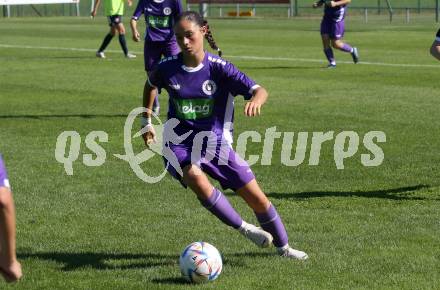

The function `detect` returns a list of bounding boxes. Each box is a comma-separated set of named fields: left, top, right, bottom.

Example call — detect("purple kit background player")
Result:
left=91, top=0, right=136, bottom=59
left=430, top=28, right=440, bottom=61
left=130, top=0, right=183, bottom=114
left=141, top=11, right=308, bottom=260
left=313, top=0, right=359, bottom=68
left=0, top=155, right=22, bottom=283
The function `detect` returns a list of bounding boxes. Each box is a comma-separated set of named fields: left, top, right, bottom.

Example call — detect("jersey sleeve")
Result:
left=132, top=0, right=144, bottom=20
left=222, top=62, right=260, bottom=100
left=174, top=0, right=183, bottom=21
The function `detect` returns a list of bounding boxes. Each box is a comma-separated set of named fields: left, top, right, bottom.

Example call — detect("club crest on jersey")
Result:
left=163, top=7, right=172, bottom=15
left=202, top=80, right=217, bottom=96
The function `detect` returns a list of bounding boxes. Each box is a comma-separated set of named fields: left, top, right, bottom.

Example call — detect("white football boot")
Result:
left=96, top=51, right=105, bottom=58
left=125, top=53, right=137, bottom=59
left=238, top=221, right=273, bottom=248
left=277, top=244, right=309, bottom=260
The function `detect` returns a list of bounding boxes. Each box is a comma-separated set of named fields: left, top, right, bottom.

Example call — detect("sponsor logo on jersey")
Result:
left=147, top=15, right=171, bottom=28
left=174, top=98, right=214, bottom=120
left=202, top=80, right=217, bottom=96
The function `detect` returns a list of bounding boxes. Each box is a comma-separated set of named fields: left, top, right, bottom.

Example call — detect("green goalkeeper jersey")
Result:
left=103, top=0, right=124, bottom=16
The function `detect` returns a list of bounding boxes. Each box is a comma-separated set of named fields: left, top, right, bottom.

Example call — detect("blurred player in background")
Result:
left=0, top=155, right=22, bottom=283
left=430, top=28, right=440, bottom=61
left=91, top=0, right=136, bottom=59
left=141, top=11, right=308, bottom=260
left=130, top=0, right=183, bottom=115
left=313, top=0, right=358, bottom=68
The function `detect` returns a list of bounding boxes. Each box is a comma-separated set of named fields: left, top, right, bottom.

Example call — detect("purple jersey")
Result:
left=324, top=0, right=347, bottom=22
left=148, top=52, right=260, bottom=143
left=0, top=155, right=10, bottom=189
left=132, top=0, right=182, bottom=42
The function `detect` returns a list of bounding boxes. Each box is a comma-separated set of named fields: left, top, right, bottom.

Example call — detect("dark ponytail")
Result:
left=202, top=20, right=222, bottom=57
left=176, top=11, right=222, bottom=57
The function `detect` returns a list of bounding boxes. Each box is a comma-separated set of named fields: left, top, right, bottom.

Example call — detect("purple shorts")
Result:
left=144, top=40, right=180, bottom=72
left=321, top=17, right=345, bottom=40
left=0, top=155, right=10, bottom=189
left=164, top=142, right=255, bottom=191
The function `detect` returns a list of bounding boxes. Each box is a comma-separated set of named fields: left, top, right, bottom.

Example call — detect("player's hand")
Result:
left=128, top=0, right=133, bottom=7
left=326, top=0, right=335, bottom=7
left=244, top=100, right=262, bottom=117
left=91, top=10, right=97, bottom=18
left=0, top=260, right=22, bottom=283
left=141, top=124, right=157, bottom=146
left=132, top=31, right=141, bottom=42
left=312, top=2, right=321, bottom=8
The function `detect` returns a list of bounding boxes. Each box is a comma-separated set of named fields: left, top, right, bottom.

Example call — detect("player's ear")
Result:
left=200, top=25, right=207, bottom=35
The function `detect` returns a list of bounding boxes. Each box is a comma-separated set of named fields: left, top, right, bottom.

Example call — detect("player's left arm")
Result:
left=244, top=86, right=268, bottom=117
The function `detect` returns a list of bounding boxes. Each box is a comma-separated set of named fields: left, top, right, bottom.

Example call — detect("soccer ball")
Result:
left=179, top=241, right=223, bottom=283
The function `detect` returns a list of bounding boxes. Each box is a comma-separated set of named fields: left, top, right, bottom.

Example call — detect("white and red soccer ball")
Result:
left=179, top=241, right=222, bottom=283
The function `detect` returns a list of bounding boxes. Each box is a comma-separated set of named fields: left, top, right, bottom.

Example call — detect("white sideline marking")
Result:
left=0, top=43, right=439, bottom=68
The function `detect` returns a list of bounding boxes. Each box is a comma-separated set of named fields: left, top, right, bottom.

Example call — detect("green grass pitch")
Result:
left=0, top=15, right=439, bottom=289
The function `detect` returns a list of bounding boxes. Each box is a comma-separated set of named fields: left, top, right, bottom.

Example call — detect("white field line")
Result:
left=1, top=43, right=439, bottom=68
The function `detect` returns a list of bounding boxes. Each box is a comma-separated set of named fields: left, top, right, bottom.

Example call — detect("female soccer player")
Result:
left=430, top=28, right=440, bottom=61
left=91, top=0, right=136, bottom=59
left=130, top=0, right=182, bottom=114
left=313, top=0, right=358, bottom=68
left=141, top=11, right=308, bottom=260
left=0, top=155, right=22, bottom=283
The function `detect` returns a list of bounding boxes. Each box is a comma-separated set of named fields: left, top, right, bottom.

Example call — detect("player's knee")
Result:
left=0, top=187, right=12, bottom=208
left=331, top=41, right=341, bottom=49
left=117, top=24, right=125, bottom=34
left=430, top=45, right=439, bottom=58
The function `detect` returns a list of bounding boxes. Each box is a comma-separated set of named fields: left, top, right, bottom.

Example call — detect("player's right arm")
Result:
left=91, top=0, right=101, bottom=17
left=130, top=19, right=141, bottom=42
left=141, top=80, right=157, bottom=145
left=131, top=0, right=144, bottom=41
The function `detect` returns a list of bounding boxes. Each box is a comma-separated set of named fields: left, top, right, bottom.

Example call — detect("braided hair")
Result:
left=176, top=11, right=222, bottom=57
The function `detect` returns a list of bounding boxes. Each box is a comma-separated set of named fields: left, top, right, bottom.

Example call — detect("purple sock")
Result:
left=324, top=48, right=335, bottom=64
left=199, top=188, right=243, bottom=229
left=255, top=204, right=288, bottom=247
left=339, top=43, right=353, bottom=53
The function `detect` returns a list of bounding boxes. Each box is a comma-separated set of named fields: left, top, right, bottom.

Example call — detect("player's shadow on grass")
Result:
left=266, top=184, right=436, bottom=201
left=18, top=252, right=178, bottom=271
left=0, top=114, right=128, bottom=119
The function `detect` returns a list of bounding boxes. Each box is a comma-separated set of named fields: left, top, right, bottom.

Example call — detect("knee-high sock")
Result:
left=199, top=188, right=243, bottom=229
left=255, top=203, right=288, bottom=247
left=324, top=48, right=335, bottom=64
left=118, top=34, right=129, bottom=55
left=98, top=33, right=113, bottom=52
left=339, top=43, right=353, bottom=53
